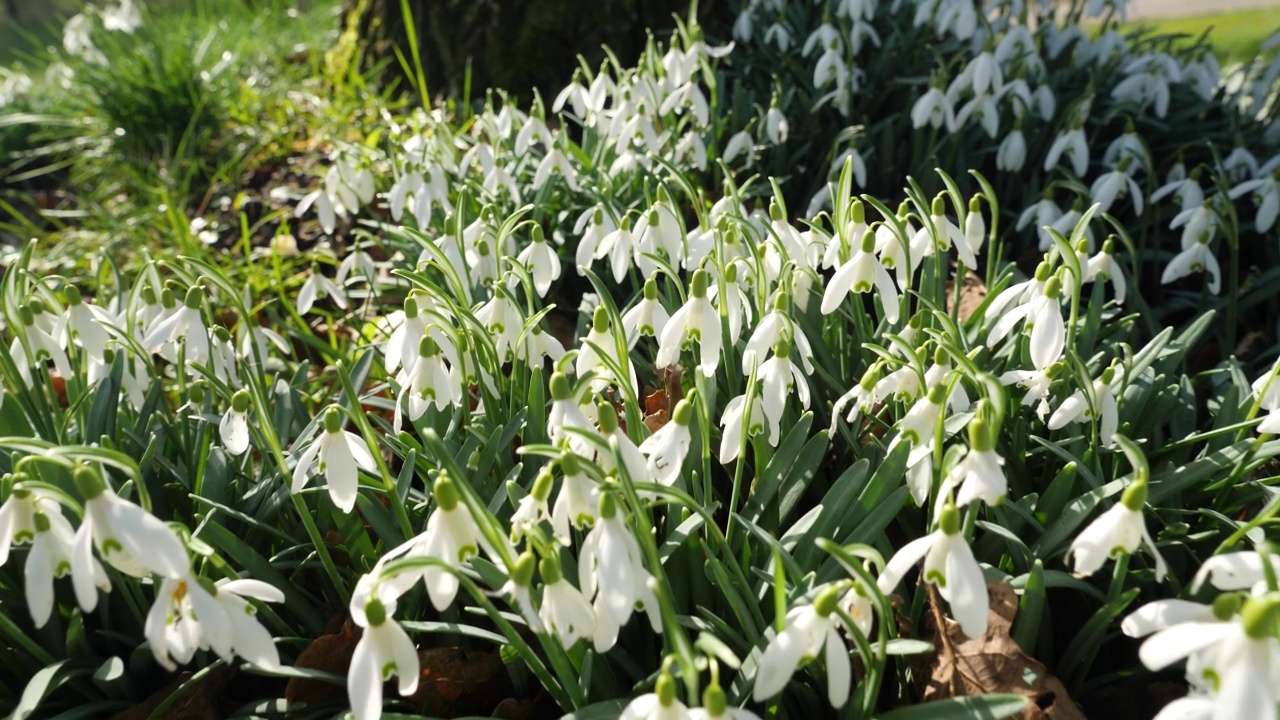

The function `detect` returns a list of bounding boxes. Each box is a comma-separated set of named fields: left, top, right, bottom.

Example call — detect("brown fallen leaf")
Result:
left=922, top=582, right=1086, bottom=720
left=286, top=621, right=360, bottom=706
left=412, top=647, right=513, bottom=718
left=109, top=666, right=235, bottom=720
left=945, top=269, right=988, bottom=324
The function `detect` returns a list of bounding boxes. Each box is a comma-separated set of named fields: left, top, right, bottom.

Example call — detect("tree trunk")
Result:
left=337, top=0, right=727, bottom=103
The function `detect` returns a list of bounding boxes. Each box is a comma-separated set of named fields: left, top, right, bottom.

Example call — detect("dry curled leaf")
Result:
left=945, top=269, right=988, bottom=324
left=923, top=582, right=1086, bottom=720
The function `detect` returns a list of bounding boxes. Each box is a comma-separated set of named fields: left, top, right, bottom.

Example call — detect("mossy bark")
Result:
left=338, top=0, right=727, bottom=103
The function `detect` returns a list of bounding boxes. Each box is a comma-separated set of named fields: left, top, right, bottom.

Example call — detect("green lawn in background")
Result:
left=1124, top=8, right=1280, bottom=65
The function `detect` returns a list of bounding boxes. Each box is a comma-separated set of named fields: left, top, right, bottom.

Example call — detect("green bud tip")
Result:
left=1102, top=237, right=1116, bottom=255
left=620, top=216, right=632, bottom=232
left=365, top=597, right=388, bottom=627
left=968, top=196, right=983, bottom=213
left=702, top=684, right=727, bottom=717
left=190, top=382, right=206, bottom=403
left=27, top=297, right=46, bottom=315
left=434, top=474, right=461, bottom=511
left=850, top=199, right=865, bottom=224
left=725, top=261, right=738, bottom=284
left=773, top=339, right=792, bottom=359
left=538, top=555, right=563, bottom=585
left=73, top=465, right=106, bottom=500
left=931, top=196, right=947, bottom=216
left=531, top=467, right=555, bottom=502
left=769, top=199, right=783, bottom=222
left=213, top=326, right=231, bottom=343
left=859, top=228, right=876, bottom=254
left=184, top=286, right=204, bottom=310
left=598, top=492, right=618, bottom=520
left=231, top=390, right=251, bottom=413
left=933, top=346, right=950, bottom=366
left=592, top=206, right=604, bottom=224
left=968, top=418, right=994, bottom=452
left=511, top=552, right=536, bottom=587
left=65, top=285, right=82, bottom=305
left=597, top=402, right=618, bottom=434
left=418, top=335, right=439, bottom=358
left=559, top=452, right=582, bottom=477
left=643, top=277, right=659, bottom=300
left=772, top=291, right=790, bottom=311
left=648, top=208, right=660, bottom=225
left=1101, top=364, right=1117, bottom=385
left=549, top=372, right=572, bottom=401
left=691, top=269, right=708, bottom=298
left=896, top=200, right=912, bottom=217
left=1120, top=481, right=1147, bottom=512
left=404, top=296, right=419, bottom=319
left=1241, top=596, right=1278, bottom=639
left=161, top=288, right=176, bottom=309
left=33, top=512, right=51, bottom=533
left=532, top=225, right=545, bottom=244
left=592, top=305, right=609, bottom=333
left=17, top=306, right=33, bottom=326
left=1034, top=261, right=1053, bottom=281
left=1213, top=592, right=1243, bottom=621
left=656, top=672, right=677, bottom=707
left=939, top=503, right=962, bottom=535
left=813, top=584, right=841, bottom=617
left=657, top=185, right=671, bottom=204
left=323, top=407, right=343, bottom=434
left=1043, top=276, right=1063, bottom=299
left=672, top=399, right=694, bottom=426
left=142, top=286, right=157, bottom=305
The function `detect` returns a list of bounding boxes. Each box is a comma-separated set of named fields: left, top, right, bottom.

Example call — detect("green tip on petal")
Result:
left=549, top=373, right=572, bottom=401
left=939, top=503, right=962, bottom=535
left=691, top=269, right=708, bottom=298
left=968, top=195, right=983, bottom=213
left=850, top=199, right=865, bottom=224
left=859, top=228, right=876, bottom=254
left=532, top=224, right=545, bottom=244
left=597, top=402, right=619, bottom=434
left=1034, top=261, right=1054, bottom=281
left=27, top=297, right=46, bottom=315
left=404, top=296, right=419, bottom=319
left=161, top=288, right=176, bottom=309
left=703, top=684, right=728, bottom=717
left=927, top=382, right=948, bottom=405
left=1213, top=592, right=1243, bottom=621
left=434, top=474, right=461, bottom=511
left=1043, top=276, right=1063, bottom=299
left=33, top=511, right=51, bottom=533
left=418, top=334, right=439, bottom=358
left=73, top=465, right=107, bottom=500
left=930, top=196, right=947, bottom=216
left=968, top=417, right=994, bottom=452
left=189, top=382, right=206, bottom=404
left=531, top=467, right=555, bottom=502
left=1102, top=236, right=1116, bottom=255
left=17, top=306, right=33, bottom=327
left=644, top=277, right=659, bottom=300
left=559, top=452, right=582, bottom=477
left=65, top=285, right=82, bottom=305
left=323, top=407, right=343, bottom=434
left=592, top=305, right=609, bottom=333
left=231, top=390, right=252, bottom=413
left=769, top=198, right=784, bottom=222
left=1101, top=364, right=1117, bottom=385
left=1241, top=596, right=1279, bottom=639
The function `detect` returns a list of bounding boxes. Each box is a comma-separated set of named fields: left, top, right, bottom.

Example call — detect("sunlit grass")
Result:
left=1124, top=8, right=1280, bottom=64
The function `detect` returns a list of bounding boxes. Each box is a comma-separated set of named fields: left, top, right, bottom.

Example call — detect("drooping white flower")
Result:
left=764, top=104, right=789, bottom=144
left=101, top=0, right=142, bottom=33
left=878, top=505, right=988, bottom=638
left=623, top=277, right=672, bottom=348
left=516, top=225, right=561, bottom=298
left=623, top=670, right=693, bottom=720
left=578, top=306, right=637, bottom=396
left=911, top=83, right=956, bottom=131
left=821, top=228, right=900, bottom=323
left=758, top=340, right=811, bottom=446
left=70, top=466, right=189, bottom=613
left=1160, top=235, right=1221, bottom=294
left=547, top=373, right=597, bottom=459
left=638, top=399, right=694, bottom=487
left=657, top=269, right=721, bottom=378
left=348, top=589, right=419, bottom=720
left=752, top=585, right=854, bottom=708
left=23, top=499, right=82, bottom=628
left=997, top=126, right=1028, bottom=171
left=536, top=554, right=596, bottom=647
left=143, top=285, right=211, bottom=373
left=1085, top=237, right=1127, bottom=304
left=291, top=406, right=378, bottom=513
left=720, top=391, right=766, bottom=464
left=394, top=335, right=462, bottom=432
left=951, top=418, right=1007, bottom=507
left=1044, top=122, right=1089, bottom=177
left=574, top=206, right=617, bottom=274
left=1068, top=442, right=1166, bottom=582
left=1048, top=362, right=1122, bottom=445
left=376, top=474, right=482, bottom=611
left=579, top=494, right=661, bottom=652
left=220, top=390, right=252, bottom=455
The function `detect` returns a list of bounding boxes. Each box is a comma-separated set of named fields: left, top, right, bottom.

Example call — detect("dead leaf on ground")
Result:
left=412, top=647, right=513, bottom=718
left=110, top=665, right=236, bottom=720
left=286, top=621, right=360, bottom=706
left=945, top=269, right=988, bottom=324
left=922, top=582, right=1086, bottom=720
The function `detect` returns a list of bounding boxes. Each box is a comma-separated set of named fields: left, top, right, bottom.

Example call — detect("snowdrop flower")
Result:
left=580, top=493, right=661, bottom=652
left=575, top=206, right=617, bottom=274
left=102, top=0, right=142, bottom=32
left=951, top=418, right=1007, bottom=507
left=997, top=124, right=1028, bottom=171
left=1111, top=53, right=1181, bottom=118
left=723, top=126, right=756, bottom=165
left=1049, top=361, right=1121, bottom=444
left=63, top=13, right=107, bottom=65
left=639, top=399, right=694, bottom=487
left=515, top=226, right=561, bottom=298
left=720, top=391, right=766, bottom=463
left=657, top=270, right=721, bottom=378
left=831, top=363, right=884, bottom=433
left=62, top=285, right=114, bottom=361
left=547, top=373, right=597, bottom=458
left=145, top=571, right=230, bottom=670
left=537, top=554, right=595, bottom=646
left=1254, top=368, right=1280, bottom=435
left=1044, top=121, right=1089, bottom=177
left=1161, top=233, right=1220, bottom=294
left=911, top=81, right=956, bottom=131
left=551, top=452, right=601, bottom=539
left=821, top=228, right=900, bottom=323
left=622, top=278, right=671, bottom=348
left=744, top=293, right=816, bottom=375
left=764, top=104, right=789, bottom=144
left=1152, top=168, right=1205, bottom=212
left=915, top=196, right=979, bottom=269
left=623, top=669, right=693, bottom=720
left=349, top=590, right=419, bottom=720
left=475, top=289, right=524, bottom=362
left=595, top=401, right=648, bottom=489
left=0, top=483, right=56, bottom=569
left=395, top=336, right=461, bottom=432
left=143, top=285, right=211, bottom=371
left=70, top=465, right=189, bottom=613
left=1229, top=170, right=1280, bottom=233
left=1192, top=551, right=1280, bottom=594
left=753, top=585, right=854, bottom=707
left=758, top=339, right=811, bottom=444
left=692, top=683, right=762, bottom=720
left=509, top=468, right=554, bottom=543
left=297, top=266, right=349, bottom=315
left=380, top=474, right=482, bottom=611
left=878, top=504, right=988, bottom=637
left=1090, top=157, right=1144, bottom=215
left=1085, top=237, right=1127, bottom=304
left=292, top=406, right=378, bottom=513
left=11, top=302, right=72, bottom=386
left=382, top=296, right=430, bottom=376
left=1068, top=439, right=1165, bottom=580
left=220, top=390, right=252, bottom=455
left=578, top=305, right=638, bottom=396
left=822, top=198, right=868, bottom=270
left=1017, top=194, right=1063, bottom=250
left=1001, top=361, right=1060, bottom=421
left=988, top=274, right=1065, bottom=371
left=23, top=498, right=81, bottom=628
left=596, top=216, right=640, bottom=284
